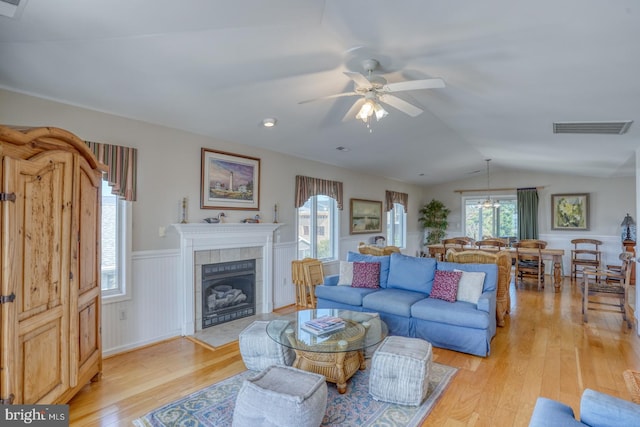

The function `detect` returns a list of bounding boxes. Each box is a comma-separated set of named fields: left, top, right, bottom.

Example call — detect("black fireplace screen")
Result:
left=201, top=259, right=256, bottom=329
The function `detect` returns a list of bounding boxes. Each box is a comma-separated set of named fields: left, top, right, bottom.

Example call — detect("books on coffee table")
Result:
left=301, top=315, right=345, bottom=336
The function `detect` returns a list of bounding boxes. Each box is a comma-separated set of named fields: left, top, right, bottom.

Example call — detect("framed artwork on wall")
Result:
left=200, top=148, right=260, bottom=210
left=551, top=193, right=589, bottom=230
left=350, top=198, right=383, bottom=234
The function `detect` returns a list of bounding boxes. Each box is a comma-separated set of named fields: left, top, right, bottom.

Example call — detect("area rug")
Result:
left=133, top=362, right=457, bottom=427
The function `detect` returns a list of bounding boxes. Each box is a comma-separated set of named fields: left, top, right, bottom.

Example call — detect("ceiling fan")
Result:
left=299, top=58, right=445, bottom=123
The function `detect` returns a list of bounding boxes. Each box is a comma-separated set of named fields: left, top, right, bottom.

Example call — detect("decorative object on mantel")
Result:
left=201, top=148, right=260, bottom=210
left=273, top=203, right=278, bottom=223
left=241, top=214, right=261, bottom=223
left=621, top=213, right=636, bottom=242
left=180, top=197, right=188, bottom=223
left=203, top=212, right=226, bottom=223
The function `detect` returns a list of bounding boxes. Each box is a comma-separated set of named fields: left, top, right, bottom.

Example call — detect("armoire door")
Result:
left=0, top=151, right=73, bottom=404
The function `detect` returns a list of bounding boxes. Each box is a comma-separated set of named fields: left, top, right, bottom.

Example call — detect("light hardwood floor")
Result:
left=68, top=277, right=640, bottom=426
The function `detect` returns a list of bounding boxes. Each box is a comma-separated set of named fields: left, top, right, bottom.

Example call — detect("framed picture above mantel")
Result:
left=350, top=198, right=383, bottom=234
left=551, top=193, right=589, bottom=230
left=200, top=148, right=260, bottom=210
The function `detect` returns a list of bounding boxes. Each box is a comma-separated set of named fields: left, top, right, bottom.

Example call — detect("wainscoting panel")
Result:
left=102, top=249, right=181, bottom=356
left=273, top=242, right=296, bottom=309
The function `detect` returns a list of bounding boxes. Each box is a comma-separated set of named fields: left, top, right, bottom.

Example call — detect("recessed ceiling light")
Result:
left=419, top=173, right=425, bottom=176
left=262, top=118, right=277, bottom=128
left=336, top=146, right=350, bottom=152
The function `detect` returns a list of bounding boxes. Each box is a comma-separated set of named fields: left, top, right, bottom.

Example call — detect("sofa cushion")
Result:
left=436, top=261, right=497, bottom=292
left=351, top=262, right=380, bottom=289
left=337, top=261, right=353, bottom=286
left=455, top=270, right=486, bottom=304
left=362, top=289, right=427, bottom=317
left=347, top=252, right=390, bottom=288
left=314, top=285, right=378, bottom=307
left=430, top=270, right=462, bottom=303
left=411, top=297, right=491, bottom=329
left=387, top=253, right=436, bottom=294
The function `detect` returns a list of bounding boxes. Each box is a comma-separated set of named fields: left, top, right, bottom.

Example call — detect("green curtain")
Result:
left=517, top=188, right=538, bottom=239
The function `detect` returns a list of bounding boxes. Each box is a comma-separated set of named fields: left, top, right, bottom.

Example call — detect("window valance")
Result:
left=85, top=141, right=138, bottom=201
left=385, top=190, right=408, bottom=212
left=295, top=175, right=343, bottom=210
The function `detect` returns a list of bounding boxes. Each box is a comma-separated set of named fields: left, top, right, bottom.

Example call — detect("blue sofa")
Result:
left=315, top=251, right=497, bottom=357
left=529, top=388, right=640, bottom=426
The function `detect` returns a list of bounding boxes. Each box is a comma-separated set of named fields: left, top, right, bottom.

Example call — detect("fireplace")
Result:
left=201, top=259, right=256, bottom=329
left=172, top=222, right=281, bottom=336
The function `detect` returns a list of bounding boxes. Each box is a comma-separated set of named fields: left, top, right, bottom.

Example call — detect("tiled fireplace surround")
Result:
left=172, top=223, right=281, bottom=336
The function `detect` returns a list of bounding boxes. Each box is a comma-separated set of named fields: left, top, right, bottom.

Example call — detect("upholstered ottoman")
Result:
left=239, top=320, right=295, bottom=371
left=369, top=336, right=432, bottom=406
left=232, top=365, right=328, bottom=427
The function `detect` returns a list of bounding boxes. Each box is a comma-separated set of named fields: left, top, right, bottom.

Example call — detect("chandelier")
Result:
left=479, top=159, right=500, bottom=208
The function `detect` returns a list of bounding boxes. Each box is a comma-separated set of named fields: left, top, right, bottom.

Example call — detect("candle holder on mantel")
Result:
left=180, top=197, right=188, bottom=224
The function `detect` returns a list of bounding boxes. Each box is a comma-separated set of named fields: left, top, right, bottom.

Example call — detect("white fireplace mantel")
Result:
left=172, top=223, right=282, bottom=335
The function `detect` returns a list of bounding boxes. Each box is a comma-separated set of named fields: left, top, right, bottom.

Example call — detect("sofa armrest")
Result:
left=477, top=291, right=493, bottom=313
left=323, top=274, right=339, bottom=286
left=529, top=397, right=583, bottom=427
left=580, top=388, right=640, bottom=427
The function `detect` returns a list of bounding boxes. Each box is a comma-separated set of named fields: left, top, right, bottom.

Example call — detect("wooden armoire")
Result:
left=0, top=126, right=104, bottom=404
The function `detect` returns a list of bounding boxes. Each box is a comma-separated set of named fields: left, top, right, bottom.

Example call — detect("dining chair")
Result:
left=441, top=238, right=469, bottom=261
left=581, top=252, right=634, bottom=328
left=570, top=238, right=603, bottom=282
left=476, top=238, right=509, bottom=251
left=513, top=239, right=547, bottom=290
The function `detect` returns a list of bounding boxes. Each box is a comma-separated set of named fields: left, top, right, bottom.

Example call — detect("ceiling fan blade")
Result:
left=381, top=78, right=445, bottom=93
left=378, top=94, right=424, bottom=117
left=298, top=91, right=358, bottom=104
left=343, top=71, right=372, bottom=89
left=342, top=98, right=365, bottom=122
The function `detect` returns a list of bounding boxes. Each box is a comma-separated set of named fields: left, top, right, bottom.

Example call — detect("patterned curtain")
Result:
left=295, top=175, right=343, bottom=210
left=385, top=190, right=408, bottom=212
left=517, top=187, right=538, bottom=239
left=85, top=141, right=138, bottom=201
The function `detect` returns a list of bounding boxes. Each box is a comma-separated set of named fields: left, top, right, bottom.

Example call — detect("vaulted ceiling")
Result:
left=1, top=0, right=638, bottom=184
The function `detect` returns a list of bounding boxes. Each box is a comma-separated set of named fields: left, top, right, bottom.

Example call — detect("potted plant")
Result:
left=419, top=199, right=450, bottom=245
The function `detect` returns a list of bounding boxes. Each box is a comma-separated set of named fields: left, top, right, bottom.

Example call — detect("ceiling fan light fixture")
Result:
left=356, top=100, right=375, bottom=122
left=478, top=159, right=500, bottom=209
left=373, top=102, right=388, bottom=121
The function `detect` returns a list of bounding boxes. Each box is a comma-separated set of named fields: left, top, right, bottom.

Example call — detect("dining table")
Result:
left=426, top=243, right=566, bottom=292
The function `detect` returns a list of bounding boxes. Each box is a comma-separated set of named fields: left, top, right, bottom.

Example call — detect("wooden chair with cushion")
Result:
left=570, top=238, right=603, bottom=282
left=358, top=242, right=401, bottom=256
left=445, top=249, right=512, bottom=327
left=440, top=238, right=469, bottom=261
left=581, top=252, right=634, bottom=328
left=513, top=239, right=547, bottom=290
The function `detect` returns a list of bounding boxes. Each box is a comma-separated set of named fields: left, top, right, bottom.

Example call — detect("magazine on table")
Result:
left=301, top=315, right=345, bottom=335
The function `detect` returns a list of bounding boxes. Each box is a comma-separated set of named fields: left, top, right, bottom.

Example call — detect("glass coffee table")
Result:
left=266, top=309, right=388, bottom=394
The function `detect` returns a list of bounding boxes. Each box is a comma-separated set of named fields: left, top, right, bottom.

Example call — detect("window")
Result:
left=297, top=195, right=338, bottom=260
left=101, top=179, right=132, bottom=301
left=387, top=203, right=406, bottom=247
left=463, top=196, right=517, bottom=241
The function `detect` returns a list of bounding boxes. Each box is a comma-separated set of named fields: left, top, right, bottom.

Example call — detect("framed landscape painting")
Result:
left=201, top=148, right=260, bottom=210
left=350, top=199, right=383, bottom=234
left=551, top=193, right=589, bottom=230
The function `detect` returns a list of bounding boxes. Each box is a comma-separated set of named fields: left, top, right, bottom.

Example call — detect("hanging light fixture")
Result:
left=480, top=159, right=500, bottom=208
left=356, top=92, right=388, bottom=131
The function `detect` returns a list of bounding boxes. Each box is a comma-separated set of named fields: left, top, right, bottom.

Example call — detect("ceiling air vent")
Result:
left=0, top=0, right=27, bottom=19
left=553, top=120, right=633, bottom=135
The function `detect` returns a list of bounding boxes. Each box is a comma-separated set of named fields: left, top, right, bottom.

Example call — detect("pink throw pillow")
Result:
left=430, top=270, right=462, bottom=302
left=351, top=262, right=381, bottom=289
